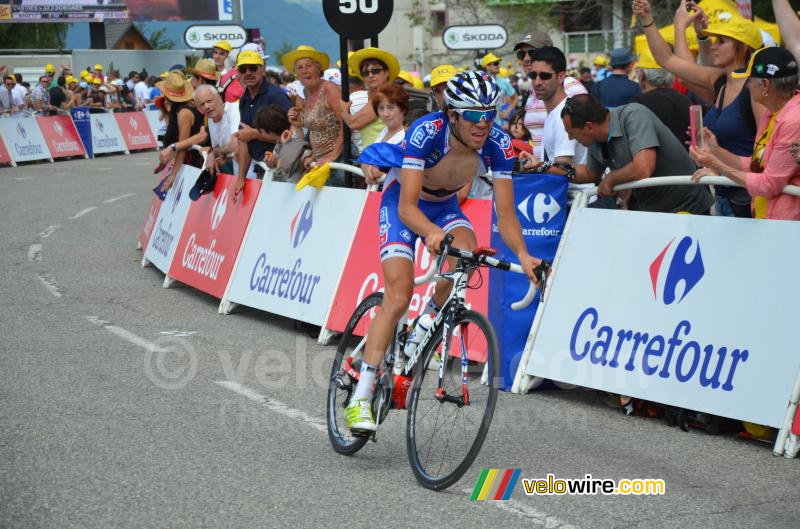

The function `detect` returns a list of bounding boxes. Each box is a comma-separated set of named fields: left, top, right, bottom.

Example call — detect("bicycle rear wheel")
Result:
left=406, top=309, right=499, bottom=490
left=326, top=292, right=383, bottom=455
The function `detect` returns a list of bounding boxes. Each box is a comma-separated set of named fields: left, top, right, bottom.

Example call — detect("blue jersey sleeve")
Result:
left=402, top=112, right=446, bottom=170
left=485, top=125, right=516, bottom=179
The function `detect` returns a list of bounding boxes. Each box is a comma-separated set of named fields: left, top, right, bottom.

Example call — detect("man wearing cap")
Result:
left=482, top=52, right=517, bottom=129
left=429, top=64, right=456, bottom=109
left=691, top=47, right=800, bottom=220
left=590, top=48, right=640, bottom=108
left=93, top=64, right=104, bottom=83
left=514, top=31, right=587, bottom=163
left=232, top=49, right=292, bottom=196
left=562, top=94, right=713, bottom=214
left=212, top=40, right=232, bottom=75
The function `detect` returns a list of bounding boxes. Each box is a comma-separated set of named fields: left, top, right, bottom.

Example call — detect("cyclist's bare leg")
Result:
left=362, top=256, right=414, bottom=368
left=430, top=226, right=477, bottom=308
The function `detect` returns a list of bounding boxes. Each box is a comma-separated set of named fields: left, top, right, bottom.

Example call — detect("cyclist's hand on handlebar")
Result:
left=425, top=228, right=447, bottom=256
left=519, top=253, right=543, bottom=284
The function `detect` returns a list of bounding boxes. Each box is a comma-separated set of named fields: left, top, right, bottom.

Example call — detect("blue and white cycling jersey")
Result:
left=375, top=112, right=516, bottom=262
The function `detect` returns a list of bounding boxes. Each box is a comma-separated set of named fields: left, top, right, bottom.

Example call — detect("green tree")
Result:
left=0, top=23, right=69, bottom=49
left=133, top=23, right=175, bottom=50
left=273, top=39, right=295, bottom=68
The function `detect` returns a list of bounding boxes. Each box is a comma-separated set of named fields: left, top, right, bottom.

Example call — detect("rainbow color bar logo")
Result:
left=470, top=469, right=521, bottom=500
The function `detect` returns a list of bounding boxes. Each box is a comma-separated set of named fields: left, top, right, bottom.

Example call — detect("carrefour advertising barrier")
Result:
left=523, top=207, right=800, bottom=428
left=489, top=173, right=567, bottom=390
left=168, top=173, right=261, bottom=299
left=143, top=165, right=201, bottom=273
left=36, top=115, right=87, bottom=159
left=225, top=181, right=365, bottom=326
left=0, top=115, right=52, bottom=163
left=89, top=113, right=128, bottom=155
left=115, top=112, right=158, bottom=151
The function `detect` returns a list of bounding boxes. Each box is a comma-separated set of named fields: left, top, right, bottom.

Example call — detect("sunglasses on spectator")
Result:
left=453, top=107, right=497, bottom=124
left=515, top=49, right=537, bottom=61
left=488, top=61, right=500, bottom=67
left=528, top=71, right=554, bottom=80
left=238, top=64, right=260, bottom=73
left=361, top=67, right=385, bottom=77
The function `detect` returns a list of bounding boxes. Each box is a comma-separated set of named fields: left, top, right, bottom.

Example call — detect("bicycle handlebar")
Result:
left=413, top=234, right=547, bottom=311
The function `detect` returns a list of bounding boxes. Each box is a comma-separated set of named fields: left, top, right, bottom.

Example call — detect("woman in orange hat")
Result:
left=634, top=0, right=769, bottom=218
left=156, top=71, right=205, bottom=192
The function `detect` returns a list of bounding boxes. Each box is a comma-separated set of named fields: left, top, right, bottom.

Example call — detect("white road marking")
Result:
left=14, top=177, right=32, bottom=181
left=460, top=488, right=578, bottom=528
left=36, top=273, right=62, bottom=298
left=28, top=244, right=42, bottom=261
left=38, top=225, right=62, bottom=238
left=104, top=193, right=136, bottom=203
left=70, top=206, right=97, bottom=219
left=159, top=330, right=197, bottom=337
left=86, top=316, right=167, bottom=352
left=214, top=381, right=327, bottom=433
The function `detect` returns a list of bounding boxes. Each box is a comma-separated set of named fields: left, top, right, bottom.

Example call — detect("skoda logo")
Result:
left=649, top=236, right=705, bottom=305
left=210, top=189, right=228, bottom=231
left=290, top=201, right=313, bottom=248
left=188, top=31, right=200, bottom=43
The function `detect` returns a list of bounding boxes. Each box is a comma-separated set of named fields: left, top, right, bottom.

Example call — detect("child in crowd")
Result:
left=255, top=104, right=308, bottom=183
left=509, top=113, right=533, bottom=157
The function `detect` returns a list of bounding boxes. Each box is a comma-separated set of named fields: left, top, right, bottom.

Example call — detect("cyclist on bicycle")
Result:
left=346, top=70, right=543, bottom=433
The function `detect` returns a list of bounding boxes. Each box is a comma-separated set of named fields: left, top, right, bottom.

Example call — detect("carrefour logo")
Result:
left=210, top=189, right=228, bottom=231
left=129, top=116, right=138, bottom=130
left=97, top=119, right=105, bottom=133
left=290, top=201, right=313, bottom=248
left=518, top=193, right=561, bottom=224
left=17, top=122, right=26, bottom=139
left=649, top=236, right=704, bottom=305
left=171, top=172, right=184, bottom=213
left=53, top=120, right=64, bottom=137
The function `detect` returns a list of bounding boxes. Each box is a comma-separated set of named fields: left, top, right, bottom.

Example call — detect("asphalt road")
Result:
left=2, top=152, right=798, bottom=529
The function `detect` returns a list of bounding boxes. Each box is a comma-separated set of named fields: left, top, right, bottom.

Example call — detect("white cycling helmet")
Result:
left=444, top=70, right=500, bottom=109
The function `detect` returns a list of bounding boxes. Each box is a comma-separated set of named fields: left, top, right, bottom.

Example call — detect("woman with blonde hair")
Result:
left=633, top=0, right=769, bottom=217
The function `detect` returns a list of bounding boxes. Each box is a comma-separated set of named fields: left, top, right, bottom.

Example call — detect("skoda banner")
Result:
left=525, top=208, right=800, bottom=428
left=36, top=115, right=87, bottom=159
left=0, top=115, right=52, bottom=163
left=442, top=24, right=508, bottom=50
left=489, top=173, right=567, bottom=391
left=144, top=166, right=202, bottom=274
left=89, top=113, right=128, bottom=155
left=168, top=173, right=261, bottom=299
left=226, top=181, right=365, bottom=326
left=184, top=24, right=247, bottom=49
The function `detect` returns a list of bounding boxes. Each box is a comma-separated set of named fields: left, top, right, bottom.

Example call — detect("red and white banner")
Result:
left=0, top=134, right=12, bottom=165
left=0, top=115, right=52, bottom=163
left=35, top=115, right=87, bottom=159
left=324, top=192, right=492, bottom=334
left=168, top=172, right=261, bottom=299
left=115, top=112, right=157, bottom=151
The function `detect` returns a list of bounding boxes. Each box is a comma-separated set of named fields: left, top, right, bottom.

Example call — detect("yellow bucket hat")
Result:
left=282, top=45, right=331, bottom=72
left=701, top=12, right=763, bottom=50
left=349, top=47, right=400, bottom=82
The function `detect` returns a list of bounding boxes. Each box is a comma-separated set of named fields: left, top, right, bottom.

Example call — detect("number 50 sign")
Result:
left=323, top=0, right=394, bottom=39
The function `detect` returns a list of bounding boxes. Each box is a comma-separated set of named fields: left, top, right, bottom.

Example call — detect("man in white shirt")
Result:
left=521, top=46, right=594, bottom=199
left=513, top=31, right=587, bottom=162
left=1, top=75, right=25, bottom=113
left=194, top=84, right=240, bottom=176
left=134, top=71, right=150, bottom=109
left=12, top=74, right=27, bottom=102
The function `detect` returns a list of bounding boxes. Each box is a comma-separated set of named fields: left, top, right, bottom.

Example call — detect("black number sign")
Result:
left=322, top=0, right=393, bottom=39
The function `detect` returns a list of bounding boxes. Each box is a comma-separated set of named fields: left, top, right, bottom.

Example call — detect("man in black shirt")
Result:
left=632, top=66, right=693, bottom=150
left=48, top=76, right=68, bottom=112
left=232, top=49, right=291, bottom=197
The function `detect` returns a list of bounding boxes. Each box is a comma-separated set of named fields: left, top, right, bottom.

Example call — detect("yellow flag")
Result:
left=295, top=162, right=331, bottom=191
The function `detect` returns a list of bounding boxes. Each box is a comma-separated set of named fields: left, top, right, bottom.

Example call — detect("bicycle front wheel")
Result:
left=326, top=292, right=383, bottom=455
left=406, top=309, right=499, bottom=490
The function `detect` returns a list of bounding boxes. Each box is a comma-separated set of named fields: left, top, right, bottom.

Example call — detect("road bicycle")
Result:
left=326, top=234, right=549, bottom=490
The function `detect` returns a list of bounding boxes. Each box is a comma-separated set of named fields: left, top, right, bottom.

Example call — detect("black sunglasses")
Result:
left=515, top=49, right=536, bottom=61
left=361, top=67, right=385, bottom=77
left=238, top=64, right=260, bottom=73
left=528, top=71, right=554, bottom=81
